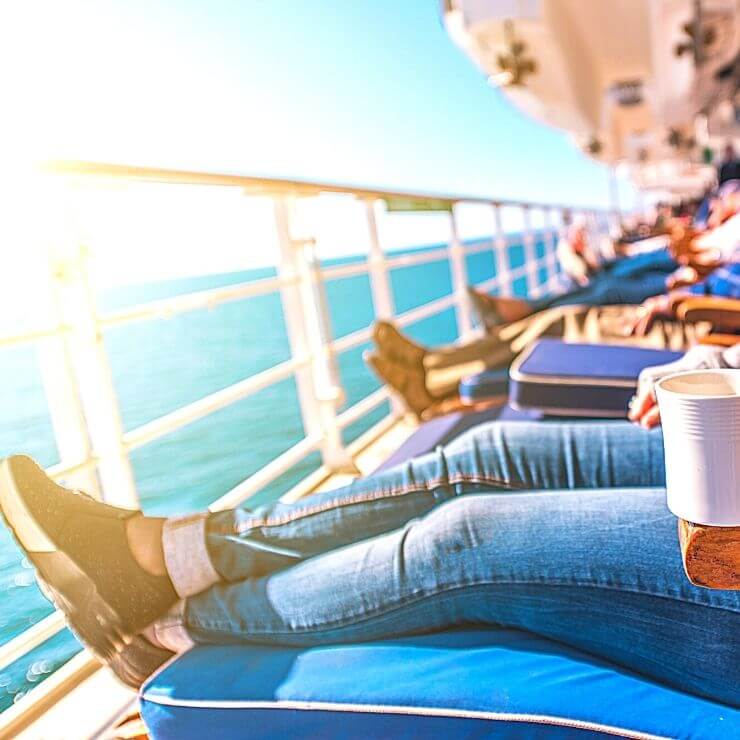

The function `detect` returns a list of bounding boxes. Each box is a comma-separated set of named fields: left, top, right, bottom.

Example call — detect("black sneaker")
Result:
left=108, top=635, right=174, bottom=690
left=0, top=456, right=177, bottom=656
left=35, top=572, right=174, bottom=689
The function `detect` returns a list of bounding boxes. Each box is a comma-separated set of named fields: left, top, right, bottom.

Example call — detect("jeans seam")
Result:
left=226, top=475, right=526, bottom=534
left=186, top=579, right=740, bottom=637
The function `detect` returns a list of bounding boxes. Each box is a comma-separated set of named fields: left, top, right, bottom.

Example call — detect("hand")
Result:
left=628, top=382, right=661, bottom=429
left=665, top=266, right=699, bottom=290
left=629, top=295, right=671, bottom=337
left=688, top=248, right=722, bottom=274
left=667, top=224, right=698, bottom=259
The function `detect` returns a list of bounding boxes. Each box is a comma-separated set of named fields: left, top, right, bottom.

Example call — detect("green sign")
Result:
left=384, top=197, right=453, bottom=213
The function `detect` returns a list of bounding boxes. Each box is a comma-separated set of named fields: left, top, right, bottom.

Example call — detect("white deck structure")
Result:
left=443, top=0, right=739, bottom=196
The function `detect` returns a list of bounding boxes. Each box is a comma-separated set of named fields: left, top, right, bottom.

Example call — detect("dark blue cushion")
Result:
left=459, top=369, right=510, bottom=404
left=140, top=629, right=740, bottom=739
left=509, top=339, right=683, bottom=417
left=373, top=404, right=542, bottom=473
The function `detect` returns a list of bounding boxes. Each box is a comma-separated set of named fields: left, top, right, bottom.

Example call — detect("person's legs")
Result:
left=422, top=333, right=513, bottom=370
left=170, top=488, right=739, bottom=707
left=546, top=272, right=668, bottom=309
left=368, top=325, right=517, bottom=413
left=590, top=272, right=669, bottom=305
left=606, top=249, right=677, bottom=279
left=165, top=421, right=664, bottom=589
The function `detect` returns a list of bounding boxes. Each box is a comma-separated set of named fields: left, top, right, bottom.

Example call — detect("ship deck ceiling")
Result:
left=557, top=0, right=652, bottom=85
left=468, top=0, right=652, bottom=85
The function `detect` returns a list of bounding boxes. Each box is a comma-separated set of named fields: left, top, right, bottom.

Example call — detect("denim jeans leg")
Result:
left=193, top=421, right=665, bottom=586
left=184, top=488, right=740, bottom=707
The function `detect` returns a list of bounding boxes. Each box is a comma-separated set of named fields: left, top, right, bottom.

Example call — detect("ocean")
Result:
left=0, top=235, right=539, bottom=711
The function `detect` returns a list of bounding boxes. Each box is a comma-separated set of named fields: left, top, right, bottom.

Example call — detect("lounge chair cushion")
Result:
left=509, top=338, right=683, bottom=417
left=459, top=368, right=510, bottom=405
left=373, top=403, right=542, bottom=473
left=140, top=629, right=740, bottom=739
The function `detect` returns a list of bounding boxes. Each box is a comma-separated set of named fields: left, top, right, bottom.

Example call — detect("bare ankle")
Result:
left=126, top=515, right=167, bottom=577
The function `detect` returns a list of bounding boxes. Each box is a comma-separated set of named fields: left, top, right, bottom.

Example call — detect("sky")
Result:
left=0, top=0, right=637, bottom=288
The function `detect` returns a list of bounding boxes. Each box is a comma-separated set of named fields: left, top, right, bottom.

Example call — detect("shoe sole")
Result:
left=0, top=457, right=135, bottom=664
left=0, top=457, right=56, bottom=553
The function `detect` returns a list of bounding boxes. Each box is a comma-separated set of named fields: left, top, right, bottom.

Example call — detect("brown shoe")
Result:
left=468, top=288, right=533, bottom=330
left=372, top=321, right=426, bottom=367
left=364, top=352, right=436, bottom=417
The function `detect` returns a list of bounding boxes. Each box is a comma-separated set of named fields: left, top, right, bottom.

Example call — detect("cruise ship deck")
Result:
left=1, top=160, right=602, bottom=739
left=1, top=1, right=739, bottom=737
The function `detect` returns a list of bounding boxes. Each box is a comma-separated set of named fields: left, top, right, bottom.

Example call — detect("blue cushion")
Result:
left=509, top=339, right=683, bottom=417
left=140, top=629, right=740, bottom=739
left=373, top=404, right=542, bottom=473
left=459, top=369, right=510, bottom=404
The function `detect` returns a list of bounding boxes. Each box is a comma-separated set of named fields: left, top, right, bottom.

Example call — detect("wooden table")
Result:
left=679, top=520, right=740, bottom=589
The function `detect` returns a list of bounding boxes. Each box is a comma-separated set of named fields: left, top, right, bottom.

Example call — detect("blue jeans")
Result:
left=537, top=271, right=669, bottom=311
left=606, top=249, right=677, bottom=279
left=175, top=422, right=740, bottom=707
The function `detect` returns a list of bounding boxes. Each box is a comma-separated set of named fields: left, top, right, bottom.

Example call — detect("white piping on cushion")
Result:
left=138, top=695, right=670, bottom=739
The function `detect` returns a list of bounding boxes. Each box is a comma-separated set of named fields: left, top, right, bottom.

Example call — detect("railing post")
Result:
left=47, top=244, right=139, bottom=508
left=447, top=203, right=473, bottom=337
left=543, top=207, right=560, bottom=291
left=521, top=205, right=539, bottom=298
left=365, top=198, right=405, bottom=416
left=273, top=196, right=358, bottom=474
left=364, top=199, right=395, bottom=320
left=492, top=203, right=512, bottom=296
left=36, top=328, right=100, bottom=497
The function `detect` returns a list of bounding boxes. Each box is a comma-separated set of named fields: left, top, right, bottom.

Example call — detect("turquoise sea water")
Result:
left=0, top=235, right=541, bottom=711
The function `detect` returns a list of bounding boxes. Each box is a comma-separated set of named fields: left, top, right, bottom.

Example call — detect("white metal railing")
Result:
left=0, top=160, right=609, bottom=731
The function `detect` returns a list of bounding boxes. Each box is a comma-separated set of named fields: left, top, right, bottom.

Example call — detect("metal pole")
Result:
left=492, top=203, right=512, bottom=296
left=36, top=331, right=100, bottom=498
left=273, top=196, right=358, bottom=474
left=521, top=205, right=539, bottom=297
left=365, top=198, right=404, bottom=416
left=543, top=207, right=559, bottom=292
left=609, top=166, right=621, bottom=224
left=48, top=244, right=139, bottom=508
left=447, top=204, right=473, bottom=337
left=365, top=199, right=395, bottom=320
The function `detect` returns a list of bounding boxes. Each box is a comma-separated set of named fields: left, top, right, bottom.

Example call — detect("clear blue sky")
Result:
left=3, top=0, right=636, bottom=209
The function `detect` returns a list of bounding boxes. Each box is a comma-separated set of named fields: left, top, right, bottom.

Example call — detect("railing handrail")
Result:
left=42, top=159, right=602, bottom=213
left=0, top=163, right=611, bottom=730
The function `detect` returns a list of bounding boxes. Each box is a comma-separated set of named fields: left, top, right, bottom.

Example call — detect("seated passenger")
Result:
left=663, top=181, right=740, bottom=290
left=367, top=311, right=738, bottom=418
left=631, top=259, right=740, bottom=336
left=555, top=216, right=600, bottom=287
left=366, top=321, right=516, bottom=416
left=367, top=188, right=740, bottom=417
left=476, top=183, right=740, bottom=330
left=472, top=223, right=678, bottom=330
left=1, top=351, right=738, bottom=708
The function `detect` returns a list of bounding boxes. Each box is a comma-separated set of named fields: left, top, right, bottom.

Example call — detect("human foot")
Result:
left=373, top=321, right=427, bottom=367
left=364, top=352, right=436, bottom=417
left=468, top=288, right=533, bottom=329
left=0, top=456, right=177, bottom=668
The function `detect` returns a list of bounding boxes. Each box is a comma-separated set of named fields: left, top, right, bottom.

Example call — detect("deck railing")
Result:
left=0, top=161, right=610, bottom=733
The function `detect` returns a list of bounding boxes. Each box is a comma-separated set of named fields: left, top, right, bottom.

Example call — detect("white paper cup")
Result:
left=656, top=369, right=740, bottom=526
